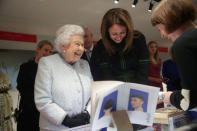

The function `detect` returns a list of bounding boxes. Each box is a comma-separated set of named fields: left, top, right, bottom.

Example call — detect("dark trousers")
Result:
left=17, top=110, right=40, bottom=131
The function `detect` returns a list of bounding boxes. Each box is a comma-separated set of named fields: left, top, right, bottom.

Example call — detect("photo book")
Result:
left=91, top=81, right=160, bottom=131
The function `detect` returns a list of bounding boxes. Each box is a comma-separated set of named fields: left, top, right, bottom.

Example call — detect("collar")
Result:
left=85, top=44, right=94, bottom=52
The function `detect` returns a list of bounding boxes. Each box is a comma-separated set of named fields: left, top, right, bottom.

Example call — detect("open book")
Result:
left=91, top=81, right=159, bottom=131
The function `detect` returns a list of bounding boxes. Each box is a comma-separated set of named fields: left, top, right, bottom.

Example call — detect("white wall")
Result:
left=0, top=49, right=35, bottom=88
left=0, top=34, right=55, bottom=51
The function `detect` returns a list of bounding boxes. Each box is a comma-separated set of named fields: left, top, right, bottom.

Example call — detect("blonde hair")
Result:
left=147, top=41, right=161, bottom=64
left=37, top=40, right=53, bottom=49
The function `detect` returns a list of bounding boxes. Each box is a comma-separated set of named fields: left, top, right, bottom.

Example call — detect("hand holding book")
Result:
left=162, top=92, right=173, bottom=106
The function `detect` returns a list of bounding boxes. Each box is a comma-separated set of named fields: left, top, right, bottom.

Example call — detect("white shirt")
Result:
left=85, top=44, right=94, bottom=60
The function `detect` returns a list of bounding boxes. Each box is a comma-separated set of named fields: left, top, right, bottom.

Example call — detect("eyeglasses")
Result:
left=111, top=31, right=126, bottom=37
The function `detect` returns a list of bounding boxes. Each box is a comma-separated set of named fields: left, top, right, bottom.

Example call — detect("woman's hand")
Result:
left=62, top=112, right=90, bottom=128
left=162, top=92, right=173, bottom=106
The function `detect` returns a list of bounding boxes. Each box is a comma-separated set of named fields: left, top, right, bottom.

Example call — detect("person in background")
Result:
left=16, top=40, right=53, bottom=131
left=151, top=0, right=197, bottom=112
left=81, top=27, right=95, bottom=75
left=162, top=47, right=181, bottom=91
left=91, top=8, right=149, bottom=85
left=0, top=72, right=13, bottom=131
left=81, top=27, right=95, bottom=64
left=34, top=24, right=93, bottom=131
left=148, top=41, right=164, bottom=108
left=148, top=41, right=163, bottom=90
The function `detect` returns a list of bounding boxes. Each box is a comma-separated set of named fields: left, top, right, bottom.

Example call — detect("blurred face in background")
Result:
left=109, top=24, right=127, bottom=44
left=148, top=43, right=158, bottom=56
left=84, top=28, right=93, bottom=50
left=131, top=97, right=144, bottom=109
left=36, top=44, right=53, bottom=61
left=63, top=35, right=84, bottom=64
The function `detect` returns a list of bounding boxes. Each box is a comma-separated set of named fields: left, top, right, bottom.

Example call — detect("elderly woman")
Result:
left=34, top=24, right=93, bottom=131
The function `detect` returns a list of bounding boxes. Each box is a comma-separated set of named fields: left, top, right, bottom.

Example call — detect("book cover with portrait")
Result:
left=91, top=81, right=159, bottom=131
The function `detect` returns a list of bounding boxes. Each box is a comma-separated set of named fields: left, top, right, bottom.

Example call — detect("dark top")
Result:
left=81, top=50, right=92, bottom=63
left=91, top=33, right=149, bottom=84
left=16, top=58, right=39, bottom=131
left=170, top=28, right=197, bottom=110
left=162, top=59, right=181, bottom=91
left=149, top=62, right=162, bottom=90
left=81, top=46, right=95, bottom=74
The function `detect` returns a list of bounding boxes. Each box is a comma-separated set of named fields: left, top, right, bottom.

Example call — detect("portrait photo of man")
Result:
left=128, top=89, right=148, bottom=112
left=99, top=90, right=117, bottom=119
left=130, top=94, right=145, bottom=112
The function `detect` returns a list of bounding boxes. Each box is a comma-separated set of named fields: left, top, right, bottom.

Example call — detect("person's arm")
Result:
left=16, top=64, right=25, bottom=94
left=34, top=57, right=66, bottom=125
left=89, top=46, right=97, bottom=80
left=135, top=34, right=150, bottom=85
left=90, top=40, right=104, bottom=81
left=85, top=61, right=93, bottom=113
left=16, top=63, right=33, bottom=97
left=168, top=38, right=197, bottom=110
left=162, top=61, right=170, bottom=83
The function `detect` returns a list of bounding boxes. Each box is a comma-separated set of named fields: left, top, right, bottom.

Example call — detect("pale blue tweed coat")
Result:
left=34, top=54, right=93, bottom=131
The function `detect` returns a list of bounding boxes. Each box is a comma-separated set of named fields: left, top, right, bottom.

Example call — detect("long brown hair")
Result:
left=147, top=41, right=161, bottom=64
left=101, top=8, right=134, bottom=55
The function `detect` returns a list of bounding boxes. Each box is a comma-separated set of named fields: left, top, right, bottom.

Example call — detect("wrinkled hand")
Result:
left=62, top=112, right=90, bottom=128
left=163, top=92, right=173, bottom=106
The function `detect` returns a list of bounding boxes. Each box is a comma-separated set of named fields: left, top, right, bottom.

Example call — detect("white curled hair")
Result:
left=54, top=24, right=84, bottom=53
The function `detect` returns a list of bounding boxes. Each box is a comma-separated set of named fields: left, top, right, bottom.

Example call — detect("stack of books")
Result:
left=154, top=107, right=189, bottom=131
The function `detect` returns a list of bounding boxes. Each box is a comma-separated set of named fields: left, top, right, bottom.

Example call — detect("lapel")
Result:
left=82, top=46, right=95, bottom=63
left=81, top=52, right=89, bottom=63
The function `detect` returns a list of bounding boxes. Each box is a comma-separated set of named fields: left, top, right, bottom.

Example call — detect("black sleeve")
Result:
left=170, top=90, right=184, bottom=110
left=134, top=34, right=149, bottom=85
left=170, top=35, right=197, bottom=110
left=172, top=39, right=196, bottom=91
left=89, top=46, right=96, bottom=81
left=16, top=62, right=35, bottom=100
left=162, top=61, right=168, bottom=79
left=90, top=40, right=105, bottom=81
left=16, top=64, right=26, bottom=94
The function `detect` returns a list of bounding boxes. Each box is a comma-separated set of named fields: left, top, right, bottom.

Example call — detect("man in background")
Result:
left=16, top=40, right=53, bottom=131
left=81, top=27, right=95, bottom=64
